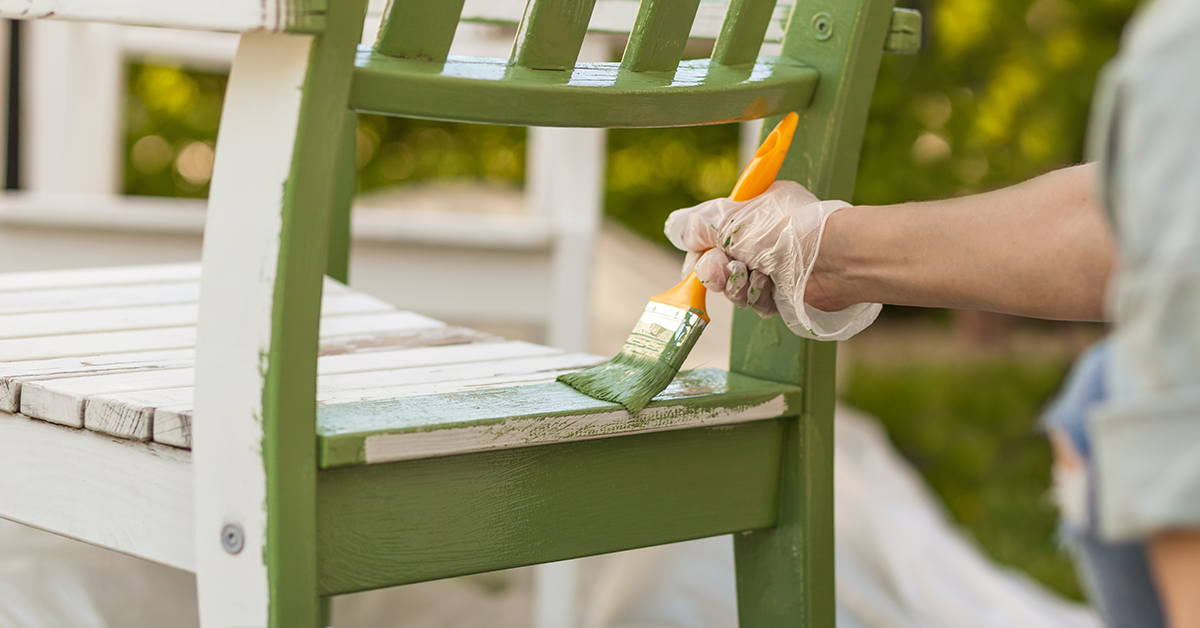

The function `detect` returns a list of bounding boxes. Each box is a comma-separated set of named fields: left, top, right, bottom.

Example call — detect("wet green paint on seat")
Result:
left=316, top=368, right=803, bottom=468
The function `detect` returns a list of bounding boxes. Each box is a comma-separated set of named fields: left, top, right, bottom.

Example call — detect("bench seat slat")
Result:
left=0, top=264, right=801, bottom=473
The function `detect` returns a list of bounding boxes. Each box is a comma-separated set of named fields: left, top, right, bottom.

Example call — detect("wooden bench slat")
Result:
left=458, top=0, right=791, bottom=44
left=374, top=0, right=467, bottom=62
left=0, top=292, right=392, bottom=340
left=0, top=327, right=199, bottom=363
left=153, top=351, right=602, bottom=449
left=0, top=282, right=200, bottom=316
left=0, top=263, right=201, bottom=293
left=710, top=0, right=778, bottom=66
left=0, top=349, right=197, bottom=414
left=89, top=387, right=198, bottom=442
left=620, top=0, right=703, bottom=73
left=0, top=310, right=440, bottom=362
left=21, top=368, right=195, bottom=428
left=510, top=0, right=601, bottom=71
left=318, top=368, right=804, bottom=467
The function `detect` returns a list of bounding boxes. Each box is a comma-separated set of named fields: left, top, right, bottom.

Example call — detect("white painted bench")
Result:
left=0, top=262, right=801, bottom=619
left=0, top=0, right=910, bottom=623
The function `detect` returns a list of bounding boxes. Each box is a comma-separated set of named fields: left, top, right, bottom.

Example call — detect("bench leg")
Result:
left=731, top=322, right=836, bottom=627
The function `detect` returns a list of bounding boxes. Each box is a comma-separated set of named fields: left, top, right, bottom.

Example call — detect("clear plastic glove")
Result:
left=664, top=181, right=881, bottom=341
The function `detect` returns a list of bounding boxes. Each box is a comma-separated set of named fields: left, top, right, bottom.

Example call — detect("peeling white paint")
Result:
left=364, top=394, right=790, bottom=464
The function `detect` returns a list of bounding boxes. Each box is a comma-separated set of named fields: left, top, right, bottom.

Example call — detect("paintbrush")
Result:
left=558, top=112, right=799, bottom=412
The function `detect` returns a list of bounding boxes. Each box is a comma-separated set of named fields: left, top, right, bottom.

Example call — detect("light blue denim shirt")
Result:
left=1087, top=0, right=1200, bottom=542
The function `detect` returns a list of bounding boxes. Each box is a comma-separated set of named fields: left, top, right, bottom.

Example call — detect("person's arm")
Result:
left=1150, top=531, right=1200, bottom=628
left=806, top=163, right=1116, bottom=320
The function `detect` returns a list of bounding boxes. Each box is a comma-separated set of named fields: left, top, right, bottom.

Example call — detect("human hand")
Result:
left=664, top=181, right=881, bottom=341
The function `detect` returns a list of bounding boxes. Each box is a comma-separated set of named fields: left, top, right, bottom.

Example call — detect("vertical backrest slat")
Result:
left=374, top=0, right=467, bottom=61
left=710, top=0, right=777, bottom=66
left=620, top=0, right=704, bottom=73
left=510, top=0, right=600, bottom=71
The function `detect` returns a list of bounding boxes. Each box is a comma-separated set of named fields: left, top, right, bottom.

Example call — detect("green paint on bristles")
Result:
left=558, top=300, right=708, bottom=413
left=558, top=352, right=680, bottom=414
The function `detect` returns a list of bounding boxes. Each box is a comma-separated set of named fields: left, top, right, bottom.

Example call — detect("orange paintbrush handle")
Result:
left=730, top=111, right=799, bottom=201
left=652, top=112, right=800, bottom=316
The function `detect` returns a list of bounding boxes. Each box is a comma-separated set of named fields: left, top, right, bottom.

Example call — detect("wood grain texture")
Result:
left=0, top=410, right=194, bottom=572
left=374, top=0, right=467, bottom=61
left=351, top=52, right=817, bottom=128
left=710, top=0, right=777, bottom=66
left=316, top=419, right=786, bottom=595
left=510, top=0, right=600, bottom=71
left=0, top=349, right=195, bottom=413
left=154, top=400, right=200, bottom=448
left=88, top=387, right=196, bottom=441
left=318, top=368, right=801, bottom=467
left=620, top=0, right=703, bottom=73
left=20, top=367, right=193, bottom=428
left=146, top=345, right=587, bottom=450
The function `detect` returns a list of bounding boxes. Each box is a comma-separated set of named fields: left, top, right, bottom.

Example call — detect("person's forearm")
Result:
left=807, top=163, right=1116, bottom=320
left=1150, top=530, right=1200, bottom=628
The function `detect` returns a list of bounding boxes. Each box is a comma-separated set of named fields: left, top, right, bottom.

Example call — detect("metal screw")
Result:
left=811, top=12, right=834, bottom=41
left=221, top=523, right=245, bottom=554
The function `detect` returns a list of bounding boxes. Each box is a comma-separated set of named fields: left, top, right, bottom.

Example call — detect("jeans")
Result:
left=1043, top=341, right=1165, bottom=628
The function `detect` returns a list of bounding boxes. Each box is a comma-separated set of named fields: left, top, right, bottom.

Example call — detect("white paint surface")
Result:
left=0, top=0, right=297, bottom=32
left=0, top=411, right=194, bottom=571
left=192, top=31, right=313, bottom=627
left=362, top=395, right=788, bottom=464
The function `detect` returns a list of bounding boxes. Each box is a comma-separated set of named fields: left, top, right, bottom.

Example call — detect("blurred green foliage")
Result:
left=605, top=125, right=742, bottom=246
left=857, top=0, right=1139, bottom=205
left=124, top=63, right=225, bottom=198
left=353, top=116, right=527, bottom=192
left=842, top=356, right=1081, bottom=599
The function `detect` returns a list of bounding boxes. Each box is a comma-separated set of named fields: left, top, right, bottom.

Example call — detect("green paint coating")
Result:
left=350, top=52, right=818, bottom=128
left=264, top=0, right=368, bottom=624
left=558, top=302, right=707, bottom=413
left=316, top=368, right=802, bottom=468
left=620, top=0, right=704, bottom=73
left=711, top=0, right=778, bottom=66
left=325, top=111, right=355, bottom=284
left=315, top=419, right=787, bottom=596
left=510, top=0, right=600, bottom=71
left=884, top=8, right=922, bottom=54
left=249, top=0, right=895, bottom=618
left=727, top=0, right=896, bottom=623
left=284, top=0, right=328, bottom=34
left=373, top=0, right=466, bottom=61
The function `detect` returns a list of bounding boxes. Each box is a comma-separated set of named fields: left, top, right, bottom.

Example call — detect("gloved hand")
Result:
left=664, top=180, right=881, bottom=341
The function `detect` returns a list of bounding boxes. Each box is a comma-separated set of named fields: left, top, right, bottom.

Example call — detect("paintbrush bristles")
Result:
left=557, top=352, right=679, bottom=413
left=558, top=302, right=707, bottom=413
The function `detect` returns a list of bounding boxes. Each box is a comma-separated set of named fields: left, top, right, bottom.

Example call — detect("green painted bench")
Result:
left=0, top=0, right=918, bottom=625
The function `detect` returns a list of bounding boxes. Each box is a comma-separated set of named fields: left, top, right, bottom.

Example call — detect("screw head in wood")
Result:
left=811, top=13, right=834, bottom=41
left=221, top=523, right=245, bottom=554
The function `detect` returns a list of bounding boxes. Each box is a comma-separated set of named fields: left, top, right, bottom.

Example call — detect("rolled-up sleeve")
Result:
left=1089, top=0, right=1200, bottom=542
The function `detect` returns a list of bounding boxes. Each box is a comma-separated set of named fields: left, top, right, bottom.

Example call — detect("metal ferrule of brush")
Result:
left=620, top=302, right=708, bottom=371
